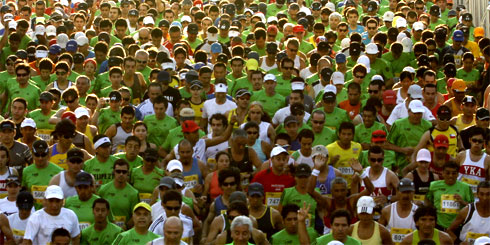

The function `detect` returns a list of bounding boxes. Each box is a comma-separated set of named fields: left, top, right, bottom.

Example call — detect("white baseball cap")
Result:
left=371, top=75, right=384, bottom=82
left=413, top=21, right=425, bottom=31
left=161, top=61, right=176, bottom=71
left=402, top=66, right=416, bottom=74
left=396, top=17, right=407, bottom=28
left=270, top=146, right=289, bottom=158
left=383, top=11, right=394, bottom=22
left=3, top=13, right=13, bottom=22
left=416, top=149, right=431, bottom=162
left=474, top=236, right=490, bottom=245
left=167, top=159, right=183, bottom=172
left=325, top=2, right=335, bottom=12
left=409, top=100, right=425, bottom=113
left=8, top=21, right=17, bottom=30
left=357, top=196, right=376, bottom=214
left=207, top=33, right=218, bottom=42
left=267, top=16, right=278, bottom=23
left=21, top=118, right=36, bottom=129
left=46, top=25, right=57, bottom=37
left=331, top=72, right=345, bottom=85
left=396, top=32, right=407, bottom=43
left=264, top=74, right=276, bottom=82
left=365, top=43, right=379, bottom=55
left=76, top=36, right=89, bottom=46
left=45, top=185, right=64, bottom=199
left=402, top=37, right=413, bottom=53
left=408, top=84, right=423, bottom=99
left=74, top=107, right=90, bottom=119
left=143, top=16, right=155, bottom=25
left=357, top=55, right=371, bottom=73
left=324, top=84, right=337, bottom=94
left=34, top=25, right=45, bottom=36
left=291, top=82, right=305, bottom=91
left=181, top=15, right=192, bottom=23
left=74, top=32, right=85, bottom=40
left=57, top=34, right=69, bottom=49
left=215, top=83, right=227, bottom=93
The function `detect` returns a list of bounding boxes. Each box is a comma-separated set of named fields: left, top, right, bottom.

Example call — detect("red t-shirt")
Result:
left=338, top=100, right=361, bottom=120
left=251, top=168, right=295, bottom=206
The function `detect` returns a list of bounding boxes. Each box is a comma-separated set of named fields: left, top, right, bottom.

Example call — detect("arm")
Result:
left=439, top=230, right=455, bottom=245
left=297, top=202, right=311, bottom=245
left=447, top=205, right=469, bottom=242
left=204, top=215, right=221, bottom=244
left=378, top=204, right=391, bottom=227
left=205, top=117, right=234, bottom=147
left=249, top=148, right=262, bottom=170
left=202, top=202, right=217, bottom=239
left=402, top=161, right=418, bottom=177
left=202, top=172, right=213, bottom=198
left=83, top=135, right=95, bottom=155
left=252, top=229, right=270, bottom=245
left=49, top=173, right=61, bottom=186
left=72, top=234, right=81, bottom=245
left=0, top=214, right=14, bottom=245
left=48, top=108, right=66, bottom=125
left=410, top=131, right=431, bottom=163
left=271, top=207, right=284, bottom=231
left=379, top=223, right=394, bottom=245
left=307, top=155, right=329, bottom=208
left=104, top=124, right=117, bottom=140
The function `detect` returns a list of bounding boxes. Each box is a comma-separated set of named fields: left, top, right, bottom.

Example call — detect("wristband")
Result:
left=360, top=170, right=368, bottom=179
left=312, top=169, right=320, bottom=176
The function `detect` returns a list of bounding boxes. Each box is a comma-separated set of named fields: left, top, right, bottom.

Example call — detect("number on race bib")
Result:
left=391, top=228, right=412, bottom=244
left=441, top=194, right=460, bottom=214
left=265, top=192, right=281, bottom=207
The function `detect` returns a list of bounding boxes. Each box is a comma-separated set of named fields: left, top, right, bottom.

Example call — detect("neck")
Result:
left=398, top=200, right=412, bottom=209
left=94, top=220, right=108, bottom=231
left=295, top=185, right=308, bottom=194
left=370, top=166, right=383, bottom=175
left=134, top=226, right=148, bottom=235
left=419, top=229, right=434, bottom=240
left=96, top=155, right=109, bottom=162
left=2, top=141, right=13, bottom=149
left=338, top=141, right=350, bottom=149
left=142, top=163, right=154, bottom=172
left=114, top=180, right=126, bottom=189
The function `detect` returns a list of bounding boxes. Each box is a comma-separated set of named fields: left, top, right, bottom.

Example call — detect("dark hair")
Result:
left=338, top=122, right=355, bottom=135
left=297, top=128, right=314, bottom=141
left=368, top=145, right=385, bottom=156
left=281, top=204, right=299, bottom=219
left=62, top=87, right=79, bottom=100
left=121, top=105, right=135, bottom=117
left=125, top=135, right=141, bottom=146
left=330, top=209, right=352, bottom=225
left=218, top=167, right=241, bottom=187
left=347, top=82, right=361, bottom=93
left=275, top=133, right=291, bottom=144
left=153, top=95, right=169, bottom=108
left=470, top=126, right=486, bottom=139
left=244, top=121, right=259, bottom=131
left=12, top=97, right=27, bottom=110
left=477, top=181, right=490, bottom=193
left=51, top=228, right=70, bottom=242
left=227, top=201, right=249, bottom=216
left=413, top=205, right=437, bottom=222
left=443, top=160, right=460, bottom=171
left=209, top=113, right=228, bottom=127
left=0, top=145, right=9, bottom=160
left=113, top=158, right=130, bottom=170
left=92, top=198, right=111, bottom=209
left=162, top=189, right=183, bottom=205
left=15, top=63, right=30, bottom=74
left=55, top=119, right=76, bottom=135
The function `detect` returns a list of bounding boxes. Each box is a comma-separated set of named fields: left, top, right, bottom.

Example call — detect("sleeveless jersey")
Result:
left=50, top=144, right=75, bottom=170
left=361, top=167, right=392, bottom=197
left=256, top=206, right=276, bottom=240
left=412, top=169, right=435, bottom=201
left=458, top=150, right=486, bottom=194
left=460, top=202, right=490, bottom=243
left=111, top=123, right=133, bottom=153
left=182, top=158, right=203, bottom=192
left=428, top=126, right=459, bottom=157
left=412, top=229, right=440, bottom=245
left=387, top=202, right=418, bottom=244
left=59, top=171, right=78, bottom=198
left=351, top=221, right=383, bottom=245
left=315, top=166, right=337, bottom=195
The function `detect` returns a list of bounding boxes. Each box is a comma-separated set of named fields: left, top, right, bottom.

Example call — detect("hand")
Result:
left=297, top=202, right=310, bottom=223
left=331, top=155, right=341, bottom=165
left=454, top=194, right=464, bottom=205
left=193, top=184, right=203, bottom=194
left=97, top=98, right=106, bottom=109
left=374, top=195, right=388, bottom=206
left=349, top=158, right=363, bottom=174
left=402, top=147, right=414, bottom=156
left=197, top=196, right=207, bottom=206
left=230, top=111, right=238, bottom=125
left=313, top=154, right=327, bottom=170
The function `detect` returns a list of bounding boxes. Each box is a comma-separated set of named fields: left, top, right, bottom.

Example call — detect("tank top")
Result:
left=182, top=158, right=203, bottom=191
left=258, top=122, right=271, bottom=144
left=53, top=80, right=73, bottom=92
left=428, top=126, right=459, bottom=157
left=59, top=171, right=78, bottom=198
left=111, top=123, right=133, bottom=153
left=396, top=89, right=405, bottom=104
left=455, top=114, right=476, bottom=131
left=293, top=55, right=301, bottom=69
left=209, top=171, right=223, bottom=199
left=458, top=150, right=487, bottom=194
left=255, top=206, right=276, bottom=240
left=412, top=229, right=440, bottom=245
left=122, top=73, right=142, bottom=103
left=50, top=144, right=75, bottom=170
left=84, top=125, right=94, bottom=142
left=412, top=169, right=435, bottom=200
left=429, top=152, right=450, bottom=178
left=460, top=202, right=490, bottom=242
left=260, top=58, right=278, bottom=72
left=214, top=195, right=228, bottom=216
left=251, top=139, right=267, bottom=163
left=387, top=202, right=418, bottom=243
left=228, top=147, right=253, bottom=174
left=361, top=167, right=392, bottom=197
left=0, top=167, right=14, bottom=198
left=352, top=221, right=383, bottom=245
left=315, top=166, right=337, bottom=195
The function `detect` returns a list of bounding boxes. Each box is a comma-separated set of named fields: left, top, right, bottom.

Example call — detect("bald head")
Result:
left=164, top=216, right=184, bottom=244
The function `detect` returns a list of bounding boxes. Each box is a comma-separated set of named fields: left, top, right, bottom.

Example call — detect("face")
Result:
left=121, top=113, right=134, bottom=127
left=250, top=74, right=263, bottom=91
left=44, top=198, right=63, bottom=215
left=416, top=215, right=436, bottom=235
left=221, top=176, right=237, bottom=195
left=231, top=224, right=251, bottom=243
left=75, top=184, right=92, bottom=201
left=20, top=126, right=35, bottom=139
left=470, top=134, right=484, bottom=152
left=348, top=88, right=361, bottom=104
left=114, top=164, right=129, bottom=183
left=96, top=145, right=111, bottom=158
left=178, top=144, right=193, bottom=163
left=368, top=152, right=384, bottom=169
left=216, top=154, right=230, bottom=170
left=363, top=110, right=376, bottom=128
left=153, top=102, right=167, bottom=118
left=231, top=60, right=244, bottom=74
left=338, top=129, right=353, bottom=145
left=300, top=137, right=313, bottom=155
left=442, top=167, right=459, bottom=185
left=76, top=78, right=90, bottom=94
left=148, top=86, right=162, bottom=102
left=56, top=68, right=68, bottom=82
left=213, top=66, right=226, bottom=79
left=248, top=106, right=262, bottom=122
left=462, top=103, right=476, bottom=116
left=16, top=68, right=30, bottom=84
left=52, top=236, right=70, bottom=245
left=246, top=127, right=259, bottom=141
left=164, top=220, right=183, bottom=243
left=331, top=217, right=349, bottom=241
left=285, top=122, right=299, bottom=138
left=133, top=125, right=147, bottom=141
left=408, top=111, right=423, bottom=125
left=163, top=200, right=181, bottom=217
left=133, top=208, right=151, bottom=228
left=0, top=129, right=14, bottom=145
left=135, top=54, right=148, bottom=70
left=423, top=87, right=437, bottom=103
left=11, top=101, right=26, bottom=120
left=285, top=44, right=298, bottom=59
left=311, top=113, right=325, bottom=133
left=367, top=23, right=378, bottom=36
left=284, top=212, right=298, bottom=234
left=237, top=95, right=250, bottom=108
left=210, top=118, right=224, bottom=135
left=93, top=202, right=109, bottom=223
left=347, top=13, right=358, bottom=25
left=271, top=153, right=289, bottom=173
left=124, top=60, right=136, bottom=74
left=125, top=140, right=140, bottom=159
left=199, top=72, right=212, bottom=85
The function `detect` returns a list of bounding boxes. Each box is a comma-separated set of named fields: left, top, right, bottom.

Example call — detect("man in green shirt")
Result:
left=315, top=88, right=350, bottom=131
left=354, top=105, right=387, bottom=149
left=250, top=74, right=286, bottom=118
left=7, top=63, right=41, bottom=111
left=270, top=204, right=318, bottom=244
left=94, top=91, right=122, bottom=134
left=226, top=57, right=246, bottom=89
left=81, top=198, right=123, bottom=245
left=426, top=161, right=474, bottom=229
left=83, top=135, right=118, bottom=188
left=143, top=95, right=178, bottom=147
left=0, top=33, right=20, bottom=70
left=185, top=23, right=203, bottom=52
left=22, top=140, right=63, bottom=209
left=311, top=209, right=361, bottom=245
left=310, top=110, right=337, bottom=146
left=65, top=172, right=101, bottom=230
left=99, top=159, right=139, bottom=228
left=229, top=59, right=259, bottom=97
left=250, top=28, right=267, bottom=57
left=365, top=43, right=394, bottom=88
left=112, top=202, right=160, bottom=245
left=114, top=136, right=144, bottom=170
left=28, top=92, right=56, bottom=140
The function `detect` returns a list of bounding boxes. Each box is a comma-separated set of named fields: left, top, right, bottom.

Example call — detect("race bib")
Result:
left=461, top=177, right=480, bottom=194
left=114, top=216, right=126, bottom=228
left=37, top=129, right=53, bottom=141
left=182, top=237, right=191, bottom=244
left=79, top=222, right=90, bottom=231
left=139, top=193, right=152, bottom=204
left=265, top=192, right=281, bottom=207
left=441, top=194, right=460, bottom=214
left=391, top=228, right=412, bottom=244
left=183, top=175, right=198, bottom=190
left=466, top=232, right=488, bottom=244
left=31, top=185, right=48, bottom=204
left=12, top=228, right=24, bottom=241
left=338, top=167, right=354, bottom=176
left=413, top=194, right=425, bottom=202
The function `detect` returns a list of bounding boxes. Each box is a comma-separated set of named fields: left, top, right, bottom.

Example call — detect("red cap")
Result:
left=371, top=130, right=387, bottom=142
left=383, top=90, right=397, bottom=105
left=293, top=25, right=305, bottom=33
left=49, top=39, right=57, bottom=47
left=182, top=120, right=200, bottom=133
left=267, top=25, right=278, bottom=34
left=61, top=111, right=76, bottom=124
left=193, top=0, right=202, bottom=7
left=433, top=134, right=449, bottom=148
left=446, top=78, right=457, bottom=88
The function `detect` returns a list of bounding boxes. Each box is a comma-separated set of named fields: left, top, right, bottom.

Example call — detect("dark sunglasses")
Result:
left=122, top=97, right=131, bottom=101
left=471, top=138, right=484, bottom=144
left=247, top=131, right=258, bottom=135
left=34, top=152, right=47, bottom=157
left=370, top=157, right=384, bottom=163
left=64, top=98, right=76, bottom=104
left=355, top=75, right=366, bottom=79
left=368, top=90, right=378, bottom=94
left=63, top=133, right=76, bottom=139
left=312, top=120, right=325, bottom=124
left=165, top=206, right=180, bottom=211
left=283, top=66, right=294, bottom=70
left=288, top=48, right=298, bottom=52
left=115, top=169, right=128, bottom=174
left=16, top=73, right=28, bottom=77
left=70, top=159, right=83, bottom=164
left=222, top=181, right=236, bottom=187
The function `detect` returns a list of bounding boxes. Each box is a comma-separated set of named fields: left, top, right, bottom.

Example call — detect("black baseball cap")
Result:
left=284, top=115, right=298, bottom=126
left=16, top=191, right=34, bottom=210
left=33, top=140, right=49, bottom=154
left=6, top=175, right=20, bottom=186
left=0, top=120, right=15, bottom=131
left=157, top=70, right=171, bottom=83
left=462, top=13, right=472, bottom=21
left=109, top=91, right=122, bottom=101
left=185, top=70, right=199, bottom=82
left=189, top=80, right=203, bottom=89
left=248, top=182, right=264, bottom=196
left=75, top=172, right=93, bottom=187
left=158, top=19, right=170, bottom=28
left=321, top=67, right=333, bottom=81
left=187, top=23, right=199, bottom=34
left=317, top=41, right=330, bottom=52
left=323, top=92, right=336, bottom=102
left=67, top=148, right=84, bottom=162
left=477, top=108, right=490, bottom=120
left=430, top=5, right=440, bottom=16
left=311, top=2, right=321, bottom=10
left=295, top=163, right=312, bottom=177
left=349, top=42, right=361, bottom=56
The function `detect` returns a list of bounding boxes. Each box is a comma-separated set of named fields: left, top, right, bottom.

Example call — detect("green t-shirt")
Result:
left=381, top=52, right=412, bottom=77
left=275, top=75, right=292, bottom=97
left=229, top=76, right=253, bottom=97
left=138, top=66, right=152, bottom=85
left=250, top=44, right=267, bottom=57
left=387, top=117, right=432, bottom=171
left=7, top=82, right=41, bottom=111
left=270, top=228, right=318, bottom=245
left=354, top=122, right=387, bottom=144
left=186, top=37, right=203, bottom=52
left=83, top=155, right=118, bottom=187
left=456, top=68, right=480, bottom=85
left=306, top=73, right=319, bottom=86
left=250, top=90, right=286, bottom=118
left=359, top=149, right=396, bottom=169
left=90, top=35, right=122, bottom=48
left=100, top=85, right=132, bottom=98
left=266, top=3, right=287, bottom=18
left=0, top=46, right=14, bottom=66
left=299, top=40, right=315, bottom=55
left=28, top=109, right=56, bottom=130
left=81, top=222, right=123, bottom=245
left=316, top=233, right=361, bottom=245
left=21, top=162, right=63, bottom=209
left=312, top=127, right=337, bottom=146
left=65, top=194, right=102, bottom=230
left=130, top=166, right=165, bottom=194
left=280, top=187, right=317, bottom=227
left=143, top=114, right=178, bottom=147
left=370, top=58, right=393, bottom=80
left=98, top=107, right=121, bottom=134
left=0, top=71, right=14, bottom=94
left=98, top=181, right=140, bottom=225
left=162, top=126, right=206, bottom=151
left=94, top=72, right=111, bottom=95
left=31, top=75, right=55, bottom=91
left=426, top=180, right=474, bottom=229
left=111, top=228, right=160, bottom=245
left=114, top=153, right=144, bottom=170
left=313, top=107, right=350, bottom=131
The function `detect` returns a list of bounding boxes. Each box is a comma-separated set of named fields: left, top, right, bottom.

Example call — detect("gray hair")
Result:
left=232, top=129, right=248, bottom=140
left=329, top=12, right=342, bottom=21
left=331, top=177, right=348, bottom=188
left=135, top=49, right=149, bottom=58
left=230, top=215, right=253, bottom=233
left=75, top=75, right=90, bottom=84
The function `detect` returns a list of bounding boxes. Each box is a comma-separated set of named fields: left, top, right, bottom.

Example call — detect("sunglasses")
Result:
left=122, top=97, right=130, bottom=101
left=416, top=7, right=424, bottom=10
left=56, top=71, right=67, bottom=76
left=6, top=62, right=14, bottom=66
left=64, top=98, right=76, bottom=104
left=471, top=138, right=484, bottom=144
left=70, top=159, right=83, bottom=164
left=16, top=73, right=28, bottom=77
left=288, top=48, right=298, bottom=52
left=368, top=90, right=379, bottom=94
left=312, top=120, right=325, bottom=124
left=367, top=27, right=377, bottom=30
left=247, top=131, right=258, bottom=135
left=222, top=181, right=236, bottom=187
left=34, top=152, right=47, bottom=157
left=145, top=158, right=158, bottom=162
left=63, top=133, right=76, bottom=139
left=283, top=66, right=294, bottom=70
left=164, top=206, right=180, bottom=211
left=136, top=60, right=147, bottom=64
left=339, top=29, right=348, bottom=32
left=115, top=169, right=128, bottom=174
left=370, top=157, right=384, bottom=163
left=355, top=75, right=366, bottom=79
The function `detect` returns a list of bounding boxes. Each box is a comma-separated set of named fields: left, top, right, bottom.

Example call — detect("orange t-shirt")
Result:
left=338, top=100, right=361, bottom=120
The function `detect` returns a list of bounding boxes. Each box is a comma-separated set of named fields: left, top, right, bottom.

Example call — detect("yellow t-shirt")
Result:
left=189, top=100, right=203, bottom=125
left=326, top=141, right=362, bottom=188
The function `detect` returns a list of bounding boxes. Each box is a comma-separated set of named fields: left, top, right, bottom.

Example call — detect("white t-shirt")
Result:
left=202, top=98, right=237, bottom=131
left=386, top=101, right=435, bottom=125
left=204, top=133, right=229, bottom=162
left=149, top=213, right=194, bottom=241
left=23, top=208, right=80, bottom=244
left=173, top=138, right=206, bottom=163
left=272, top=106, right=311, bottom=125
left=0, top=197, right=35, bottom=216
left=137, top=99, right=174, bottom=119
left=147, top=237, right=188, bottom=245
left=7, top=212, right=29, bottom=243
